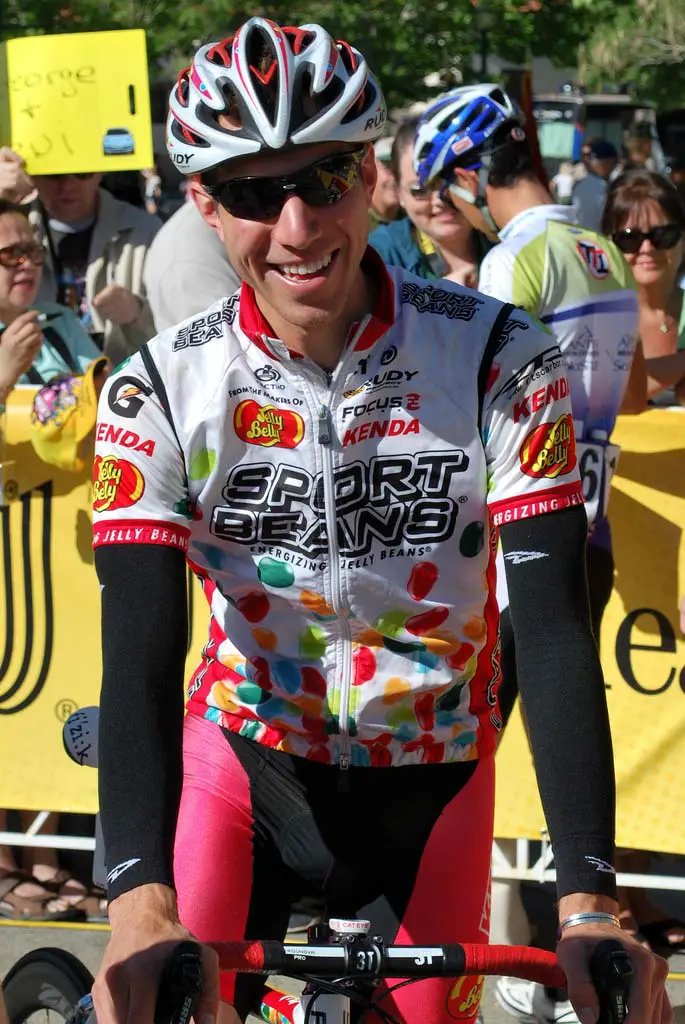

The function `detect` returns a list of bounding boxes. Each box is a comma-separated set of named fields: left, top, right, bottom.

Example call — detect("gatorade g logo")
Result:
left=107, top=376, right=153, bottom=420
left=446, top=975, right=485, bottom=1020
left=520, top=414, right=576, bottom=479
left=234, top=401, right=305, bottom=448
left=93, top=455, right=146, bottom=513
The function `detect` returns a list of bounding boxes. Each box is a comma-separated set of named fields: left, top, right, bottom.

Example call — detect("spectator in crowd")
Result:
left=549, top=160, right=575, bottom=205
left=603, top=170, right=685, bottom=408
left=369, top=136, right=402, bottom=230
left=142, top=165, right=163, bottom=216
left=602, top=170, right=685, bottom=956
left=0, top=199, right=108, bottom=921
left=370, top=117, right=481, bottom=285
left=0, top=199, right=106, bottom=402
left=620, top=124, right=656, bottom=173
left=571, top=139, right=618, bottom=231
left=0, top=148, right=161, bottom=368
left=143, top=198, right=240, bottom=332
left=665, top=151, right=685, bottom=200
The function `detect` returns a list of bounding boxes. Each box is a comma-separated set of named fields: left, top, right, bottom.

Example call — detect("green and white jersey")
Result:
left=478, top=205, right=638, bottom=443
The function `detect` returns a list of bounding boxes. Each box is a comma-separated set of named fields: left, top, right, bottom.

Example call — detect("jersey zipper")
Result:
left=317, top=399, right=353, bottom=772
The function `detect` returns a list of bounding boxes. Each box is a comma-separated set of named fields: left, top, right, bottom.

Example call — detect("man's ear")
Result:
left=452, top=166, right=479, bottom=197
left=360, top=145, right=379, bottom=207
left=188, top=178, right=225, bottom=241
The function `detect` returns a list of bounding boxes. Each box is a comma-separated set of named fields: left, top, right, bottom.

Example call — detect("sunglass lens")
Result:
left=615, top=232, right=642, bottom=254
left=221, top=182, right=283, bottom=221
left=652, top=224, right=682, bottom=250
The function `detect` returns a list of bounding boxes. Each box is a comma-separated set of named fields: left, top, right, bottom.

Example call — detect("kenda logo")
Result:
left=513, top=377, right=569, bottom=423
left=211, top=451, right=468, bottom=558
left=96, top=423, right=156, bottom=457
left=343, top=417, right=420, bottom=447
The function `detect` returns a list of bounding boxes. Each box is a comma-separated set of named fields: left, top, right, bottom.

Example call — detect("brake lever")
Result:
left=154, top=941, right=205, bottom=1024
left=589, top=939, right=633, bottom=1024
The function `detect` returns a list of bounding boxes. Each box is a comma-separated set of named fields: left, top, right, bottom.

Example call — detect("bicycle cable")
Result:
left=301, top=975, right=403, bottom=1024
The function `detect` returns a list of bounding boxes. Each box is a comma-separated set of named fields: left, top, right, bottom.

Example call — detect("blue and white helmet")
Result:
left=414, top=84, right=521, bottom=188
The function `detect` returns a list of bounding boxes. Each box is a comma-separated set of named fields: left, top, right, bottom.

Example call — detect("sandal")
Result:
left=40, top=869, right=109, bottom=923
left=0, top=868, right=84, bottom=922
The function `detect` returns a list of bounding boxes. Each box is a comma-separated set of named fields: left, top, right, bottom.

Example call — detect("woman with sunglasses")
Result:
left=0, top=199, right=103, bottom=403
left=603, top=171, right=685, bottom=404
left=369, top=117, right=483, bottom=286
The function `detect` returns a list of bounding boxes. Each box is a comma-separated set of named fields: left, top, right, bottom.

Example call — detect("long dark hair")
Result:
left=602, top=170, right=685, bottom=237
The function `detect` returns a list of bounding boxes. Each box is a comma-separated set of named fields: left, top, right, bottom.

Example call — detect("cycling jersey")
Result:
left=478, top=205, right=638, bottom=548
left=93, top=249, right=583, bottom=768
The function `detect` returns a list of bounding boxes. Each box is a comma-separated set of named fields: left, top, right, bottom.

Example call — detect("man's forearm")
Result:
left=96, top=544, right=188, bottom=901
left=500, top=506, right=617, bottom=900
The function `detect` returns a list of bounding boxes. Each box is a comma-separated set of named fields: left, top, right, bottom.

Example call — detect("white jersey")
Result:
left=93, top=253, right=583, bottom=767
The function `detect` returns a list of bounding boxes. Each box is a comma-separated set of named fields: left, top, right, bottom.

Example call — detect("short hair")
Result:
left=390, top=117, right=420, bottom=183
left=485, top=132, right=537, bottom=189
left=602, top=170, right=685, bottom=236
left=0, top=198, right=29, bottom=220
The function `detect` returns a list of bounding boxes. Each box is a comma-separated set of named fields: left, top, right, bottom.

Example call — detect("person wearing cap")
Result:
left=571, top=138, right=618, bottom=232
left=369, top=136, right=402, bottom=230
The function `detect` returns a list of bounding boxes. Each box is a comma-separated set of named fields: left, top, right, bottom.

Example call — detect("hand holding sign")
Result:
left=92, top=284, right=143, bottom=326
left=0, top=147, right=37, bottom=203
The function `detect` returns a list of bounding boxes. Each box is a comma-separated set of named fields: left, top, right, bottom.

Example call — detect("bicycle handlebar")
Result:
left=212, top=940, right=567, bottom=987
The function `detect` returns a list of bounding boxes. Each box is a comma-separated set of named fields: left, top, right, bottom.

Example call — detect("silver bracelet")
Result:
left=559, top=912, right=620, bottom=934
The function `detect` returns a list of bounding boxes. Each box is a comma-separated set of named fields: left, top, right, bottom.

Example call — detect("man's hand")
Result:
left=0, top=311, right=43, bottom=397
left=0, top=147, right=37, bottom=204
left=557, top=896, right=671, bottom=1024
left=91, top=885, right=220, bottom=1024
left=92, top=285, right=143, bottom=326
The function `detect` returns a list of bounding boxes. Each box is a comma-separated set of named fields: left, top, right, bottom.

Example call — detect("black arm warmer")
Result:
left=95, top=544, right=188, bottom=901
left=499, top=505, right=617, bottom=900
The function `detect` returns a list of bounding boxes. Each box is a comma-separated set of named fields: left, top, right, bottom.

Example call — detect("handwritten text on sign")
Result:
left=10, top=66, right=96, bottom=161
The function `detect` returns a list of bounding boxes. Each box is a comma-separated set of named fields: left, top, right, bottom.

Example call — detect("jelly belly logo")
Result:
left=234, top=400, right=305, bottom=448
left=446, top=975, right=485, bottom=1020
left=93, top=455, right=146, bottom=513
left=519, top=414, right=576, bottom=479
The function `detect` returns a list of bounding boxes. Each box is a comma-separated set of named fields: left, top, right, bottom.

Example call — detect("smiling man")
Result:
left=91, top=18, right=668, bottom=1024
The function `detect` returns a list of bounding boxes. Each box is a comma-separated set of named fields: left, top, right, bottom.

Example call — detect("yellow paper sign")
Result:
left=0, top=30, right=153, bottom=175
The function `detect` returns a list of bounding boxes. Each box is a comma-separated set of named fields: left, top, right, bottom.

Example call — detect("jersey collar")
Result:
left=498, top=204, right=577, bottom=242
left=238, top=246, right=395, bottom=362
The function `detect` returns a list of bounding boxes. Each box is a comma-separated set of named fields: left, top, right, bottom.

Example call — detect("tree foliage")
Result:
left=1, top=0, right=677, bottom=111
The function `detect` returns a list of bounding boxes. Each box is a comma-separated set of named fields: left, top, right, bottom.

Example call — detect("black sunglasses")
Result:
left=0, top=244, right=45, bottom=269
left=203, top=148, right=366, bottom=222
left=613, top=223, right=683, bottom=254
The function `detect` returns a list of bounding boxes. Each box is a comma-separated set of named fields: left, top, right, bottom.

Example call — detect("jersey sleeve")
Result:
left=481, top=310, right=584, bottom=527
left=92, top=351, right=191, bottom=552
left=478, top=238, right=542, bottom=314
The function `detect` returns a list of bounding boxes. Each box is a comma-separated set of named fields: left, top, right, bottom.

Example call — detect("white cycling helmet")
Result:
left=167, top=17, right=387, bottom=175
left=414, top=84, right=521, bottom=188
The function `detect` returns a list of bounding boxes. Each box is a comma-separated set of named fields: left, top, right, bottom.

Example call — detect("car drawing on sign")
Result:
left=102, top=128, right=135, bottom=156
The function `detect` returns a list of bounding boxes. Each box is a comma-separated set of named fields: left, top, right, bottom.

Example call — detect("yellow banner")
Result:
left=496, top=408, right=685, bottom=854
left=0, top=387, right=206, bottom=812
left=2, top=394, right=685, bottom=853
left=0, top=30, right=153, bottom=175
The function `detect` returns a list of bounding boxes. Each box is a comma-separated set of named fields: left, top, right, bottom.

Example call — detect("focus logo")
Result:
left=234, top=400, right=304, bottom=448
left=519, top=414, right=576, bottom=479
left=446, top=975, right=485, bottom=1020
left=93, top=455, right=145, bottom=513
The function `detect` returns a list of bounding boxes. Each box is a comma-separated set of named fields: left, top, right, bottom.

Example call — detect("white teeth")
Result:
left=279, top=253, right=332, bottom=276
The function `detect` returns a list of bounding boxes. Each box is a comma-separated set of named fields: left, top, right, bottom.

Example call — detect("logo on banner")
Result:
left=234, top=400, right=305, bottom=448
left=0, top=481, right=55, bottom=716
left=93, top=455, right=146, bottom=513
left=519, top=414, right=576, bottom=479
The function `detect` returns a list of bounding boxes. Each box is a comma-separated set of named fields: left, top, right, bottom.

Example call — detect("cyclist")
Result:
left=413, top=86, right=648, bottom=1022
left=91, top=21, right=668, bottom=1024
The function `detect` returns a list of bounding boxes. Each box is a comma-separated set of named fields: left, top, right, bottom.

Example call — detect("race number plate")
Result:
left=576, top=440, right=620, bottom=525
